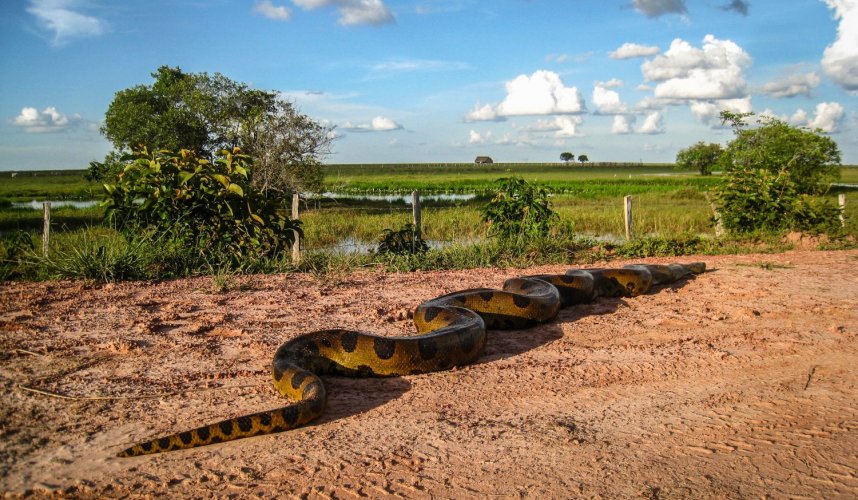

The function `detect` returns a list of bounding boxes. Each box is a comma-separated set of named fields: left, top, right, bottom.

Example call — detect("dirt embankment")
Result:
left=1, top=250, right=857, bottom=498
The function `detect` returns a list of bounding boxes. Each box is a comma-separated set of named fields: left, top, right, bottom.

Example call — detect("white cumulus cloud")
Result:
left=465, top=70, right=586, bottom=121
left=292, top=0, right=394, bottom=25
left=761, top=72, right=821, bottom=98
left=790, top=101, right=846, bottom=132
left=609, top=43, right=661, bottom=60
left=633, top=0, right=687, bottom=17
left=592, top=84, right=629, bottom=114
left=688, top=97, right=752, bottom=127
left=27, top=0, right=108, bottom=46
left=538, top=116, right=584, bottom=137
left=11, top=106, right=81, bottom=133
left=468, top=130, right=490, bottom=144
left=342, top=116, right=402, bottom=131
left=643, top=35, right=752, bottom=100
left=612, top=115, right=636, bottom=134
left=821, top=0, right=858, bottom=92
left=254, top=0, right=292, bottom=20
left=637, top=112, right=665, bottom=134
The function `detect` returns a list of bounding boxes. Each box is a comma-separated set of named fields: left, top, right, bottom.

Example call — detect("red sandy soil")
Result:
left=1, top=250, right=857, bottom=498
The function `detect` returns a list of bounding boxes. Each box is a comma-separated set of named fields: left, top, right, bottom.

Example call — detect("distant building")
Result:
left=474, top=156, right=494, bottom=164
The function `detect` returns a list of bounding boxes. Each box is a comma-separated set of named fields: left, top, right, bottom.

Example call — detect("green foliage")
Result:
left=676, top=141, right=722, bottom=176
left=715, top=167, right=842, bottom=234
left=578, top=154, right=589, bottom=165
left=103, top=147, right=300, bottom=268
left=481, top=177, right=558, bottom=243
left=560, top=152, right=574, bottom=163
left=714, top=111, right=844, bottom=234
left=0, top=230, right=35, bottom=280
left=241, top=99, right=332, bottom=196
left=85, top=151, right=126, bottom=183
left=377, top=223, right=429, bottom=255
left=99, top=66, right=332, bottom=196
left=40, top=231, right=147, bottom=282
left=719, top=112, right=841, bottom=194
left=102, top=66, right=274, bottom=156
left=613, top=234, right=705, bottom=258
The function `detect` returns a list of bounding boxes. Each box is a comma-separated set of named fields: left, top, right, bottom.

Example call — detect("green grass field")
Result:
left=2, top=164, right=856, bottom=258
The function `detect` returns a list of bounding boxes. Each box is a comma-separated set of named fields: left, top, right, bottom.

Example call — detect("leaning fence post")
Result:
left=623, top=195, right=633, bottom=240
left=291, top=192, right=300, bottom=265
left=42, top=202, right=51, bottom=257
left=839, top=193, right=846, bottom=227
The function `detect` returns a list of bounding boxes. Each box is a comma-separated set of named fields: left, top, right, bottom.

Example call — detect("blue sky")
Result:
left=1, top=0, right=857, bottom=169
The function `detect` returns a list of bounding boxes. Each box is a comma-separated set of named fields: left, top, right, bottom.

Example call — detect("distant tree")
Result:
left=560, top=152, right=574, bottom=163
left=675, top=141, right=723, bottom=176
left=577, top=154, right=589, bottom=165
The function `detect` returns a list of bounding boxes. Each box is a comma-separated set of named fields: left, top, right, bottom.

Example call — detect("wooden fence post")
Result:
left=411, top=191, right=421, bottom=240
left=42, top=202, right=50, bottom=257
left=623, top=195, right=633, bottom=240
left=291, top=192, right=300, bottom=265
left=840, top=193, right=847, bottom=227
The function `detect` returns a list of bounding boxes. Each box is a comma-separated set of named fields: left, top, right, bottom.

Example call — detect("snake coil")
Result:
left=118, top=262, right=705, bottom=457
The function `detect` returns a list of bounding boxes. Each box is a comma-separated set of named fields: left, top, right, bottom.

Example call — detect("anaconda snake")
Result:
left=118, top=262, right=705, bottom=457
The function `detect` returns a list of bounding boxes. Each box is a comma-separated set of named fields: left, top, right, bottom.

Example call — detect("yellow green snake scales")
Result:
left=118, top=262, right=705, bottom=457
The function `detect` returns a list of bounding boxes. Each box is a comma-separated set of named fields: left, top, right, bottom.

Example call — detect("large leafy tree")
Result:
left=95, top=66, right=333, bottom=196
left=675, top=141, right=722, bottom=176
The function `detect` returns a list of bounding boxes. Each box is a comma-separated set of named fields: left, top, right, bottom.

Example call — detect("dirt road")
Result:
left=1, top=250, right=857, bottom=498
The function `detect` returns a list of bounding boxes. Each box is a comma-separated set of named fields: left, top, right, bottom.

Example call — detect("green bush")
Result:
left=103, top=147, right=300, bottom=269
left=0, top=230, right=35, bottom=280
left=377, top=223, right=428, bottom=255
left=714, top=112, right=843, bottom=234
left=481, top=177, right=558, bottom=243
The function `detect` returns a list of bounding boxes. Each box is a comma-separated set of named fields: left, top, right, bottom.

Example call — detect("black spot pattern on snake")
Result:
left=356, top=365, right=376, bottom=376
left=116, top=262, right=705, bottom=456
left=418, top=338, right=438, bottom=360
left=237, top=417, right=253, bottom=433
left=281, top=406, right=299, bottom=426
left=291, top=371, right=308, bottom=390
left=423, top=306, right=441, bottom=322
left=460, top=334, right=477, bottom=354
left=373, top=337, right=396, bottom=360
left=340, top=331, right=358, bottom=353
left=513, top=295, right=531, bottom=309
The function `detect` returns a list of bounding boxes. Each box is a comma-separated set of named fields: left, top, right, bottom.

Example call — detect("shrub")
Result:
left=103, top=147, right=300, bottom=269
left=481, top=177, right=558, bottom=243
left=714, top=111, right=843, bottom=234
left=377, top=223, right=428, bottom=255
left=0, top=230, right=35, bottom=280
